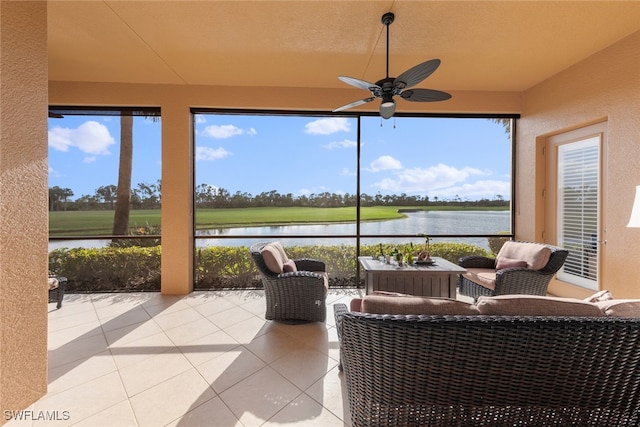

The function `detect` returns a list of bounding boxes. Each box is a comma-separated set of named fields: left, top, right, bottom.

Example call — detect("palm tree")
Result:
left=112, top=113, right=133, bottom=236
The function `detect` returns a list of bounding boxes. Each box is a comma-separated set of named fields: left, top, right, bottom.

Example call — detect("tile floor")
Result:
left=8, top=289, right=362, bottom=426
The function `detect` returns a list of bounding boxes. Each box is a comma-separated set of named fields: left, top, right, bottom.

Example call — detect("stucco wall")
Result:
left=518, top=31, right=640, bottom=298
left=0, top=1, right=49, bottom=420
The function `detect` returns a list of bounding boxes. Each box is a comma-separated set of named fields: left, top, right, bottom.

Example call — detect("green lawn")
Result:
left=49, top=206, right=507, bottom=236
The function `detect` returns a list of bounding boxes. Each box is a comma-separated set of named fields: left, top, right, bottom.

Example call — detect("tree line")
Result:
left=50, top=182, right=508, bottom=211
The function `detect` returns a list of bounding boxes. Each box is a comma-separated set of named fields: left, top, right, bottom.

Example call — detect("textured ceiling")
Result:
left=48, top=1, right=640, bottom=93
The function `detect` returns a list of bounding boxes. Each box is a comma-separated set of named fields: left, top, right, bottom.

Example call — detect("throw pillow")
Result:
left=495, top=257, right=528, bottom=270
left=260, top=243, right=284, bottom=274
left=584, top=289, right=614, bottom=303
left=476, top=295, right=605, bottom=317
left=594, top=299, right=640, bottom=317
left=283, top=259, right=297, bottom=273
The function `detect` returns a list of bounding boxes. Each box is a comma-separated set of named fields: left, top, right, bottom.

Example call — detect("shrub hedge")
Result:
left=50, top=242, right=490, bottom=292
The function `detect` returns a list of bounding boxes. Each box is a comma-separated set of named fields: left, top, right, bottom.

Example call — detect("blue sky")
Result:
left=48, top=113, right=511, bottom=201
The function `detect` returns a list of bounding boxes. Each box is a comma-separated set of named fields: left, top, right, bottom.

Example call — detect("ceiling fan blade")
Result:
left=394, top=59, right=441, bottom=90
left=400, top=88, right=452, bottom=102
left=338, top=76, right=380, bottom=92
left=333, top=97, right=376, bottom=112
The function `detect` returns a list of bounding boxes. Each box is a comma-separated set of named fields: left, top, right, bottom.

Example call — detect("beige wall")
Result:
left=0, top=1, right=49, bottom=420
left=518, top=31, right=640, bottom=298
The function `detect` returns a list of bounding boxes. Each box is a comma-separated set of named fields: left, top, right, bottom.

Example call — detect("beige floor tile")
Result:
left=163, top=396, right=242, bottom=427
left=99, top=306, right=153, bottom=333
left=104, top=319, right=165, bottom=346
left=275, top=322, right=331, bottom=353
left=151, top=306, right=205, bottom=331
left=47, top=319, right=104, bottom=349
left=19, top=289, right=361, bottom=427
left=195, top=346, right=267, bottom=394
left=219, top=366, right=302, bottom=427
left=109, top=331, right=176, bottom=370
left=141, top=298, right=193, bottom=317
left=206, top=306, right=256, bottom=330
left=48, top=350, right=117, bottom=395
left=270, top=345, right=339, bottom=390
left=48, top=332, right=109, bottom=369
left=191, top=298, right=239, bottom=318
left=264, top=392, right=346, bottom=426
left=71, top=400, right=138, bottom=427
left=118, top=351, right=193, bottom=397
left=92, top=297, right=148, bottom=319
left=48, top=309, right=100, bottom=334
left=244, top=328, right=304, bottom=364
left=223, top=316, right=272, bottom=344
left=128, top=369, right=216, bottom=427
left=306, top=366, right=351, bottom=426
left=163, top=317, right=221, bottom=346
left=32, top=371, right=128, bottom=426
left=177, top=329, right=241, bottom=367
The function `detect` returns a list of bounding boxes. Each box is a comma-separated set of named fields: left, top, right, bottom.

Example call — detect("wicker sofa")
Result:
left=334, top=294, right=640, bottom=427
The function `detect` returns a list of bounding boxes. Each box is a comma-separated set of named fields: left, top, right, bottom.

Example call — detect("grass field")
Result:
left=49, top=205, right=508, bottom=236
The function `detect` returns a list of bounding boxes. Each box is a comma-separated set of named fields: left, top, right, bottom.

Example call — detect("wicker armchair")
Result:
left=250, top=242, right=327, bottom=322
left=48, top=273, right=67, bottom=309
left=334, top=303, right=640, bottom=427
left=458, top=241, right=568, bottom=301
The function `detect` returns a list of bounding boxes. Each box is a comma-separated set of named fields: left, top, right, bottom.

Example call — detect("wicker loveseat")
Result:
left=334, top=295, right=640, bottom=427
left=458, top=240, right=568, bottom=301
left=250, top=242, right=328, bottom=322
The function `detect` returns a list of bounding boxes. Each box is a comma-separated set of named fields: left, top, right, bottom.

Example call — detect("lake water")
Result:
left=49, top=210, right=510, bottom=251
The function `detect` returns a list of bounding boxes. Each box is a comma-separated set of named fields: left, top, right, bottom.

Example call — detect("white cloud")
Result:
left=341, top=167, right=356, bottom=176
left=196, top=146, right=232, bottom=161
left=83, top=156, right=97, bottom=164
left=323, top=139, right=357, bottom=149
left=371, top=163, right=489, bottom=194
left=48, top=121, right=115, bottom=155
left=48, top=166, right=61, bottom=177
left=432, top=180, right=511, bottom=199
left=368, top=155, right=403, bottom=172
left=201, top=124, right=256, bottom=139
left=195, top=116, right=207, bottom=124
left=305, top=118, right=350, bottom=135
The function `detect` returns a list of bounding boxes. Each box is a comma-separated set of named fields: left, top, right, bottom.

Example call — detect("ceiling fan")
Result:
left=334, top=12, right=451, bottom=119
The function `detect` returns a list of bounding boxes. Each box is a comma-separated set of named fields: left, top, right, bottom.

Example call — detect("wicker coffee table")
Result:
left=358, top=256, right=466, bottom=298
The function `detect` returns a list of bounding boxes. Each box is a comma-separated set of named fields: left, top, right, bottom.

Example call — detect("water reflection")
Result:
left=50, top=211, right=509, bottom=251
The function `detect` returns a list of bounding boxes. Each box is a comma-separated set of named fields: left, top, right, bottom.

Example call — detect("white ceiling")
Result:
left=48, top=1, right=640, bottom=93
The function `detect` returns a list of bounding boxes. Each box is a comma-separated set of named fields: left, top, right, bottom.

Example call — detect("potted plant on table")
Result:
left=417, top=234, right=432, bottom=261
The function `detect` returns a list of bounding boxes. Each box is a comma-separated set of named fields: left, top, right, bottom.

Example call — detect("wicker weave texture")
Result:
left=334, top=303, right=640, bottom=427
left=250, top=243, right=327, bottom=322
left=458, top=243, right=569, bottom=301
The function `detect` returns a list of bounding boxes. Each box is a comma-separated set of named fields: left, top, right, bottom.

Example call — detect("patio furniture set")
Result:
left=251, top=240, right=640, bottom=425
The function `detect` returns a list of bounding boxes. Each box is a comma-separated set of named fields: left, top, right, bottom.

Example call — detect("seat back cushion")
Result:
left=476, top=295, right=605, bottom=316
left=594, top=299, right=640, bottom=317
left=361, top=295, right=479, bottom=315
left=496, top=241, right=552, bottom=271
left=260, top=242, right=287, bottom=273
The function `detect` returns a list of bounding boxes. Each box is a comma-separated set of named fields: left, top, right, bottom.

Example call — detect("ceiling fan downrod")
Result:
left=382, top=12, right=394, bottom=79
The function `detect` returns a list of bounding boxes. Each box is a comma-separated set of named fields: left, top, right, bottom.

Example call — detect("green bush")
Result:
left=487, top=231, right=511, bottom=254
left=49, top=246, right=161, bottom=292
left=50, top=241, right=490, bottom=292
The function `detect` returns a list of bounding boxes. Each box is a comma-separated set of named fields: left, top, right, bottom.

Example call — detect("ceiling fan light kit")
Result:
left=334, top=12, right=451, bottom=119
